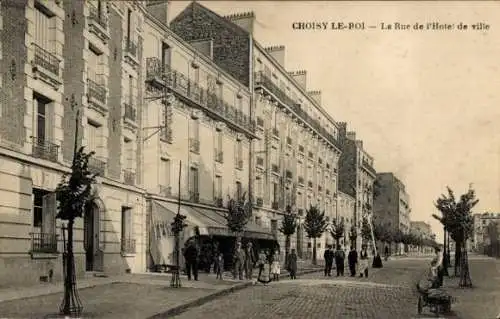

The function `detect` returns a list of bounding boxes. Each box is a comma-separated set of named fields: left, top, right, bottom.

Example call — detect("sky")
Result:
left=168, top=1, right=500, bottom=240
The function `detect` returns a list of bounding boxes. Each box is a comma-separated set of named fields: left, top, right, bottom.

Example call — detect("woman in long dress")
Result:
left=359, top=248, right=369, bottom=278
left=270, top=251, right=281, bottom=281
left=257, top=251, right=271, bottom=285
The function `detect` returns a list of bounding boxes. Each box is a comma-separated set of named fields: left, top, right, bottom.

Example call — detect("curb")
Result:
left=147, top=268, right=322, bottom=319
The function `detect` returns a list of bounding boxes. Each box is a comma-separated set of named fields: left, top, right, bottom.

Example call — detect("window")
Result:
left=32, top=188, right=56, bottom=234
left=216, top=130, right=223, bottom=151
left=190, top=167, right=199, bottom=194
left=236, top=181, right=242, bottom=200
left=86, top=121, right=99, bottom=153
left=121, top=206, right=134, bottom=253
left=123, top=137, right=133, bottom=170
left=215, top=175, right=222, bottom=198
left=88, top=45, right=104, bottom=85
left=217, top=83, right=223, bottom=99
left=161, top=42, right=171, bottom=67
left=33, top=94, right=52, bottom=143
left=159, top=158, right=170, bottom=186
left=236, top=140, right=243, bottom=162
left=255, top=216, right=261, bottom=226
left=255, top=177, right=263, bottom=198
left=272, top=182, right=279, bottom=203
left=271, top=220, right=278, bottom=235
left=127, top=9, right=132, bottom=40
left=190, top=119, right=199, bottom=140
left=34, top=2, right=56, bottom=52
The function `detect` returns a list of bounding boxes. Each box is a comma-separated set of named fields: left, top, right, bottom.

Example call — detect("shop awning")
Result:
left=154, top=201, right=276, bottom=241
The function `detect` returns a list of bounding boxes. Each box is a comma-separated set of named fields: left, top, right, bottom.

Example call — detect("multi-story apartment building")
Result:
left=338, top=191, right=356, bottom=249
left=0, top=0, right=147, bottom=286
left=472, top=212, right=500, bottom=252
left=373, top=172, right=411, bottom=254
left=169, top=2, right=343, bottom=260
left=338, top=123, right=377, bottom=251
left=141, top=2, right=275, bottom=269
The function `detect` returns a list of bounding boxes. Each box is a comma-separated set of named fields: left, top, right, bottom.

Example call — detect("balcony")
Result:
left=124, top=37, right=139, bottom=67
left=272, top=201, right=279, bottom=210
left=214, top=197, right=223, bottom=208
left=87, top=4, right=109, bottom=43
left=123, top=169, right=135, bottom=186
left=271, top=164, right=279, bottom=174
left=159, top=185, right=172, bottom=197
left=30, top=232, right=58, bottom=254
left=121, top=237, right=136, bottom=255
left=31, top=136, right=59, bottom=162
left=189, top=191, right=200, bottom=203
left=189, top=138, right=200, bottom=154
left=145, top=58, right=256, bottom=137
left=87, top=78, right=107, bottom=114
left=298, top=176, right=305, bottom=186
left=256, top=197, right=263, bottom=207
left=215, top=149, right=224, bottom=163
left=362, top=159, right=377, bottom=176
left=235, top=159, right=244, bottom=170
left=254, top=71, right=342, bottom=150
left=88, top=157, right=106, bottom=176
left=256, top=156, right=264, bottom=167
left=31, top=43, right=62, bottom=89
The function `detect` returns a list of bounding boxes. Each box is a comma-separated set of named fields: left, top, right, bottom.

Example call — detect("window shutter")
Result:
left=41, top=192, right=57, bottom=236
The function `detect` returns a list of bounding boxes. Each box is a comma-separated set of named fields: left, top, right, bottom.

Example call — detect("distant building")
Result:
left=373, top=173, right=411, bottom=235
left=472, top=212, right=500, bottom=252
left=337, top=123, right=377, bottom=251
left=410, top=221, right=433, bottom=240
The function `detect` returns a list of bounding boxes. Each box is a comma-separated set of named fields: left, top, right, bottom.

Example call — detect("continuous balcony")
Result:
left=123, top=169, right=135, bottom=185
left=254, top=71, right=342, bottom=150
left=121, top=237, right=136, bottom=254
left=124, top=37, right=139, bottom=67
left=214, top=149, right=224, bottom=163
left=31, top=136, right=59, bottom=162
left=30, top=232, right=58, bottom=254
left=145, top=58, right=256, bottom=138
left=31, top=43, right=62, bottom=89
left=88, top=157, right=106, bottom=176
left=362, top=159, right=377, bottom=177
left=87, top=77, right=107, bottom=114
left=87, top=3, right=110, bottom=43
left=189, top=138, right=200, bottom=154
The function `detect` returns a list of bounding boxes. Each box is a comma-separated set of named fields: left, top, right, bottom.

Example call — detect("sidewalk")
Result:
left=440, top=256, right=500, bottom=319
left=0, top=265, right=321, bottom=319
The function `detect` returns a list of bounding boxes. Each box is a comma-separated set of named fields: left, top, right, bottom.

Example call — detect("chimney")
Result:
left=347, top=131, right=356, bottom=141
left=224, top=12, right=255, bottom=34
left=308, top=90, right=321, bottom=105
left=265, top=45, right=285, bottom=67
left=289, top=70, right=307, bottom=90
left=146, top=0, right=170, bottom=26
left=189, top=39, right=214, bottom=60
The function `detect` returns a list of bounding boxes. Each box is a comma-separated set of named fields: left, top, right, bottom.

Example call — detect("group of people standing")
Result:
left=323, top=246, right=372, bottom=278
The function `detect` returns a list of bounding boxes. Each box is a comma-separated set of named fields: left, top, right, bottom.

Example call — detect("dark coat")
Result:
left=324, top=249, right=334, bottom=264
left=287, top=253, right=298, bottom=272
left=184, top=244, right=199, bottom=263
left=348, top=250, right=358, bottom=265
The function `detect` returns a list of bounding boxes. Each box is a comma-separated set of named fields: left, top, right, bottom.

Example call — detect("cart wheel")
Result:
left=417, top=297, right=423, bottom=314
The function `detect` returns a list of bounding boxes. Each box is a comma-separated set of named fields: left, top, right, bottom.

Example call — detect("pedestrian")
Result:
left=287, top=248, right=298, bottom=279
left=244, top=242, right=256, bottom=280
left=183, top=241, right=199, bottom=281
left=372, top=252, right=383, bottom=268
left=347, top=246, right=358, bottom=277
left=359, top=246, right=369, bottom=278
left=216, top=252, right=224, bottom=280
left=257, top=251, right=271, bottom=285
left=232, top=241, right=245, bottom=280
left=323, top=246, right=334, bottom=276
left=335, top=245, right=346, bottom=276
left=384, top=245, right=390, bottom=261
left=271, top=251, right=281, bottom=281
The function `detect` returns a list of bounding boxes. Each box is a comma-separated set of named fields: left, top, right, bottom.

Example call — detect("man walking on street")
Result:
left=324, top=246, right=334, bottom=276
left=348, top=246, right=358, bottom=277
left=335, top=245, right=346, bottom=276
left=232, top=242, right=245, bottom=280
left=244, top=242, right=256, bottom=280
left=183, top=242, right=199, bottom=281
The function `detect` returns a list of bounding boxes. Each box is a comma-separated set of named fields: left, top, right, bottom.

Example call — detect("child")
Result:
left=216, top=253, right=224, bottom=280
left=271, top=251, right=281, bottom=281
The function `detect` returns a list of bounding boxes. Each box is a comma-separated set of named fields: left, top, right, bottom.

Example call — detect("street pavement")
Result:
left=170, top=255, right=500, bottom=319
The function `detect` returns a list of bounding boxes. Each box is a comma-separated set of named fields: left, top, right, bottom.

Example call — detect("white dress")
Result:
left=271, top=256, right=281, bottom=275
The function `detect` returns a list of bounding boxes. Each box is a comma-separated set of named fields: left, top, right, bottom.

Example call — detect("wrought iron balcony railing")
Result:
left=125, top=37, right=137, bottom=57
left=254, top=71, right=342, bottom=149
left=88, top=4, right=108, bottom=29
left=87, top=78, right=106, bottom=105
left=123, top=169, right=135, bottom=185
left=30, top=232, right=58, bottom=254
left=88, top=157, right=106, bottom=176
left=189, top=191, right=200, bottom=203
left=271, top=164, right=279, bottom=174
left=256, top=157, right=264, bottom=167
left=214, top=149, right=224, bottom=163
left=32, top=43, right=60, bottom=76
left=31, top=136, right=59, bottom=162
left=189, top=138, right=200, bottom=154
left=146, top=58, right=256, bottom=135
left=121, top=237, right=136, bottom=254
left=124, top=103, right=136, bottom=122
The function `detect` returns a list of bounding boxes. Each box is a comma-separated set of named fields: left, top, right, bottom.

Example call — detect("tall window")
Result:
left=123, top=137, right=133, bottom=170
left=32, top=188, right=56, bottom=236
left=190, top=119, right=199, bottom=140
left=34, top=2, right=56, bottom=52
left=190, top=167, right=199, bottom=194
left=127, top=75, right=134, bottom=104
left=33, top=94, right=51, bottom=142
left=121, top=206, right=132, bottom=240
left=216, top=130, right=223, bottom=151
left=272, top=182, right=279, bottom=203
left=127, top=9, right=132, bottom=41
left=159, top=158, right=170, bottom=187
left=256, top=177, right=263, bottom=198
left=161, top=42, right=171, bottom=67
left=215, top=175, right=222, bottom=199
left=87, top=121, right=99, bottom=154
left=88, top=45, right=104, bottom=84
left=217, top=83, right=223, bottom=99
left=236, top=140, right=243, bottom=162
left=236, top=181, right=242, bottom=200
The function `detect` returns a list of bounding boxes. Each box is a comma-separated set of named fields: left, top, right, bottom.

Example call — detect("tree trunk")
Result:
left=443, top=229, right=449, bottom=276
left=312, top=238, right=317, bottom=265
left=62, top=218, right=74, bottom=315
left=335, top=237, right=340, bottom=248
left=284, top=235, right=290, bottom=268
left=459, top=238, right=472, bottom=288
left=454, top=240, right=462, bottom=277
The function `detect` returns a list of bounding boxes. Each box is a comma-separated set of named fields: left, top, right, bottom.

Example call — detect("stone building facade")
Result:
left=472, top=212, right=500, bottom=252
left=338, top=123, right=377, bottom=251
left=338, top=191, right=356, bottom=249
left=169, top=2, right=343, bottom=261
left=0, top=0, right=146, bottom=286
